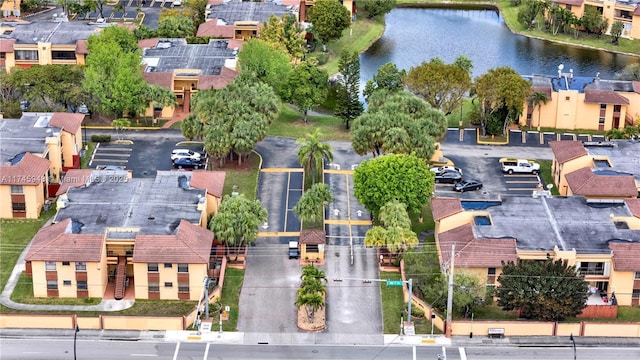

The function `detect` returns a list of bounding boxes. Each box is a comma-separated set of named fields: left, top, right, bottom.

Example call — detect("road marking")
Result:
left=441, top=346, right=447, bottom=359
left=88, top=142, right=100, bottom=167
left=203, top=343, right=210, bottom=360
left=503, top=174, right=538, bottom=177
left=98, top=147, right=132, bottom=151
left=324, top=219, right=372, bottom=225
left=94, top=153, right=131, bottom=157
left=459, top=347, right=467, bottom=360
left=505, top=180, right=540, bottom=184
left=324, top=169, right=353, bottom=175
left=260, top=168, right=303, bottom=173
left=507, top=187, right=539, bottom=191
left=92, top=158, right=129, bottom=163
left=172, top=342, right=180, bottom=360
left=283, top=171, right=291, bottom=232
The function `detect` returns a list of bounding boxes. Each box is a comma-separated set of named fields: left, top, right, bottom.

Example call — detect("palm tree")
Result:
left=364, top=226, right=387, bottom=249
left=295, top=292, right=325, bottom=323
left=299, top=277, right=327, bottom=296
left=293, top=183, right=333, bottom=226
left=378, top=200, right=411, bottom=228
left=300, top=264, right=327, bottom=282
left=297, top=129, right=333, bottom=185
left=530, top=91, right=548, bottom=131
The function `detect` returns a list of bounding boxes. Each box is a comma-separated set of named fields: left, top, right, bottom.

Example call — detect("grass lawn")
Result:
left=269, top=104, right=351, bottom=141
left=10, top=273, right=101, bottom=305
left=116, top=300, right=198, bottom=317
left=212, top=152, right=260, bottom=200
left=380, top=271, right=405, bottom=334
left=445, top=98, right=475, bottom=128
left=410, top=202, right=435, bottom=236
left=538, top=160, right=560, bottom=195
left=471, top=304, right=519, bottom=320
left=313, top=16, right=385, bottom=76
left=81, top=142, right=97, bottom=169
left=218, top=267, right=244, bottom=331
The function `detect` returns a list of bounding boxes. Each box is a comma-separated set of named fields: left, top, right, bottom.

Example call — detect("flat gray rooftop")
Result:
left=143, top=39, right=235, bottom=75
left=55, top=171, right=206, bottom=235
left=208, top=0, right=295, bottom=23
left=585, top=141, right=640, bottom=181
left=473, top=196, right=640, bottom=254
left=0, top=113, right=60, bottom=164
left=1, top=21, right=113, bottom=45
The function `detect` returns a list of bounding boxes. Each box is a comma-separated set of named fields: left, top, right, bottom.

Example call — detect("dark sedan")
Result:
left=173, top=157, right=205, bottom=169
left=454, top=179, right=483, bottom=192
left=435, top=170, right=463, bottom=183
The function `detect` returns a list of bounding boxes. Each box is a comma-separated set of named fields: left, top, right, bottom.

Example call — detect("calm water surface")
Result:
left=360, top=8, right=639, bottom=82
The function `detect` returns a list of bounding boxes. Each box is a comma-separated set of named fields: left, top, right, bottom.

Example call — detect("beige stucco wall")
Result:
left=0, top=314, right=74, bottom=329
left=60, top=130, right=79, bottom=169
left=101, top=316, right=184, bottom=330
left=583, top=322, right=640, bottom=337
left=0, top=185, right=11, bottom=218
left=133, top=262, right=149, bottom=299
left=31, top=261, right=47, bottom=297
left=45, top=135, right=62, bottom=180
left=133, top=262, right=207, bottom=300
left=188, top=263, right=208, bottom=300
left=31, top=260, right=106, bottom=298
left=632, top=15, right=640, bottom=39
left=451, top=320, right=554, bottom=336
left=25, top=183, right=45, bottom=219
left=608, top=270, right=634, bottom=306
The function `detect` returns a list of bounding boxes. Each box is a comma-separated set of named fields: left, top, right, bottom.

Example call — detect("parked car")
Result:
left=430, top=165, right=463, bottom=175
left=499, top=158, right=540, bottom=174
left=454, top=179, right=483, bottom=192
left=171, top=149, right=202, bottom=161
left=173, top=157, right=204, bottom=169
left=435, top=170, right=463, bottom=183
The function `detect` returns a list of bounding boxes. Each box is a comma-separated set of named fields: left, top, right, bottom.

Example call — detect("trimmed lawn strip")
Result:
left=81, top=142, right=97, bottom=169
left=538, top=160, right=560, bottom=195
left=269, top=104, right=350, bottom=141
left=218, top=267, right=244, bottom=331
left=380, top=271, right=404, bottom=334
left=215, top=152, right=260, bottom=200
left=411, top=202, right=435, bottom=236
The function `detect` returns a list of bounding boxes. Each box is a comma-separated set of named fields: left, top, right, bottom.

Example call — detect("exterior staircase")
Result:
left=114, top=256, right=127, bottom=300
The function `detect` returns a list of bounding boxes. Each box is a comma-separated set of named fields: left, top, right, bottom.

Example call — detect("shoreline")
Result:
left=394, top=2, right=640, bottom=59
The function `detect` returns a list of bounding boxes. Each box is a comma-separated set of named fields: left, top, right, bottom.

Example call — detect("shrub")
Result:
left=315, top=52, right=329, bottom=65
left=91, top=134, right=111, bottom=142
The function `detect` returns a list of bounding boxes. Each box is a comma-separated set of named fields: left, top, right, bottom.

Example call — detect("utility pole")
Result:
left=446, top=244, right=455, bottom=337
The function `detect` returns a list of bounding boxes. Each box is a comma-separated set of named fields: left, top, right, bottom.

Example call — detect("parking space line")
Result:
left=507, top=187, right=539, bottom=191
left=505, top=180, right=540, bottom=184
left=283, top=171, right=291, bottom=232
left=98, top=147, right=132, bottom=151
left=325, top=219, right=372, bottom=225
left=503, top=174, right=538, bottom=177
left=92, top=158, right=129, bottom=163
left=94, top=153, right=131, bottom=157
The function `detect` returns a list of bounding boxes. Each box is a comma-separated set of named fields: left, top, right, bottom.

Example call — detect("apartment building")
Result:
left=553, top=0, right=640, bottom=39
left=432, top=196, right=640, bottom=306
left=520, top=75, right=640, bottom=132
left=0, top=112, right=84, bottom=218
left=25, top=170, right=226, bottom=300
left=0, top=20, right=112, bottom=72
left=549, top=140, right=640, bottom=197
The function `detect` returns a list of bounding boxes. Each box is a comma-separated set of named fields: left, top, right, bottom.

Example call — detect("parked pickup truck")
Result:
left=288, top=241, right=300, bottom=259
left=499, top=158, right=540, bottom=174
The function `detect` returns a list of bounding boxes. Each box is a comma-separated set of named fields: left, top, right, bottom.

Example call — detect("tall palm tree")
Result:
left=300, top=264, right=327, bottom=282
left=295, top=293, right=325, bottom=323
left=297, top=129, right=333, bottom=185
left=299, top=277, right=327, bottom=296
left=530, top=91, right=548, bottom=131
left=293, top=183, right=333, bottom=226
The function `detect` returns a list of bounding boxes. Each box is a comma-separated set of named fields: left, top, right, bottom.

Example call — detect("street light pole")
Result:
left=570, top=333, right=576, bottom=360
left=74, top=324, right=79, bottom=360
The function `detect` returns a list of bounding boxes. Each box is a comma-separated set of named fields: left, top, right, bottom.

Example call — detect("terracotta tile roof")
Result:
left=56, top=169, right=94, bottom=196
left=133, top=220, right=213, bottom=264
left=609, top=241, right=640, bottom=271
left=49, top=112, right=84, bottom=134
left=227, top=39, right=244, bottom=50
left=198, top=67, right=238, bottom=90
left=431, top=198, right=463, bottom=221
left=0, top=39, right=15, bottom=52
left=633, top=81, right=640, bottom=94
left=438, top=224, right=517, bottom=268
left=565, top=167, right=637, bottom=197
left=25, top=218, right=104, bottom=262
left=625, top=199, right=640, bottom=218
left=635, top=6, right=640, bottom=16
left=584, top=90, right=630, bottom=105
left=138, top=38, right=160, bottom=49
left=208, top=0, right=223, bottom=4
left=196, top=21, right=235, bottom=38
left=553, top=0, right=584, bottom=6
left=300, top=229, right=326, bottom=245
left=190, top=171, right=225, bottom=197
left=281, top=0, right=299, bottom=5
left=143, top=72, right=173, bottom=89
left=549, top=141, right=587, bottom=164
left=0, top=152, right=51, bottom=185
left=533, top=86, right=552, bottom=99
left=76, top=39, right=88, bottom=54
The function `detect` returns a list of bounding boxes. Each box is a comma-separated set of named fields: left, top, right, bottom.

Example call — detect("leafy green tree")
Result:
left=529, top=91, right=548, bottom=131
left=209, top=194, right=268, bottom=259
left=615, top=63, right=640, bottom=81
left=378, top=200, right=412, bottom=229
left=283, top=58, right=328, bottom=123
left=144, top=84, right=177, bottom=116
left=404, top=247, right=447, bottom=311
left=301, top=264, right=327, bottom=282
left=10, top=64, right=87, bottom=112
left=353, top=154, right=433, bottom=216
left=183, top=0, right=208, bottom=30
left=453, top=55, right=473, bottom=76
left=517, top=0, right=546, bottom=30
left=237, top=39, right=292, bottom=96
left=452, top=273, right=485, bottom=318
left=296, top=129, right=333, bottom=184
left=364, top=200, right=418, bottom=254
left=306, top=0, right=351, bottom=50
left=195, top=76, right=280, bottom=166
left=363, top=0, right=396, bottom=18
left=496, top=258, right=589, bottom=321
left=363, top=62, right=405, bottom=100
left=157, top=15, right=195, bottom=38
left=84, top=26, right=148, bottom=118
left=180, top=114, right=204, bottom=140
left=112, top=118, right=131, bottom=141
left=581, top=5, right=609, bottom=36
left=260, top=14, right=306, bottom=61
left=610, top=21, right=624, bottom=45
left=472, top=66, right=532, bottom=136
left=405, top=58, right=472, bottom=115
left=293, top=183, right=333, bottom=225
left=334, top=51, right=364, bottom=130
left=295, top=292, right=325, bottom=323
left=296, top=264, right=327, bottom=323
left=351, top=90, right=447, bottom=159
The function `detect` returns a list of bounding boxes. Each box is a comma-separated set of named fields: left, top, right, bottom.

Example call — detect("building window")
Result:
left=566, top=4, right=572, bottom=10
left=635, top=272, right=640, bottom=279
left=77, top=281, right=88, bottom=290
left=600, top=103, right=607, bottom=110
left=148, top=282, right=160, bottom=292
left=178, top=283, right=189, bottom=292
left=148, top=263, right=159, bottom=272
left=633, top=289, right=640, bottom=299
left=62, top=261, right=70, bottom=266
left=565, top=96, right=570, bottom=101
left=47, top=280, right=58, bottom=290
left=578, top=262, right=605, bottom=276
left=10, top=185, right=23, bottom=194
left=45, top=261, right=56, bottom=271
left=63, top=280, right=72, bottom=286
left=164, top=263, right=173, bottom=268
left=0, top=52, right=5, bottom=59
left=14, top=50, right=39, bottom=60
left=75, top=262, right=86, bottom=271
left=488, top=268, right=496, bottom=276
left=613, top=105, right=621, bottom=112
left=51, top=50, right=76, bottom=60
left=599, top=117, right=605, bottom=125
left=12, top=202, right=26, bottom=212
left=177, top=264, right=189, bottom=273
left=164, top=282, right=173, bottom=288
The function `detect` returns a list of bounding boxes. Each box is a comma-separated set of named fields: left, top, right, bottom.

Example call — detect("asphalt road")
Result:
left=2, top=337, right=639, bottom=360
